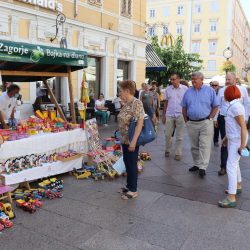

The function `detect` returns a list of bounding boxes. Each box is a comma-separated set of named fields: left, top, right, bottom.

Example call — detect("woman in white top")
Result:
left=218, top=85, right=248, bottom=208
left=95, top=93, right=109, bottom=126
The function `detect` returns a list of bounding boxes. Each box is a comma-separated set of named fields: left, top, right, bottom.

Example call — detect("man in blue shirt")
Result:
left=182, top=72, right=219, bottom=178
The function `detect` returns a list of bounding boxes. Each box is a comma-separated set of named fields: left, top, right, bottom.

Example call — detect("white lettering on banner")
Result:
left=16, top=0, right=63, bottom=12
left=0, top=43, right=29, bottom=55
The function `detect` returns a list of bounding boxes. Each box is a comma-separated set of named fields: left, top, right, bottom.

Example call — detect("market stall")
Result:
left=0, top=39, right=88, bottom=186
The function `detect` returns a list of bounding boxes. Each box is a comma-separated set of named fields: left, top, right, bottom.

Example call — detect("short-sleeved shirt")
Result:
left=118, top=98, right=145, bottom=145
left=225, top=99, right=245, bottom=139
left=95, top=99, right=105, bottom=112
left=181, top=85, right=219, bottom=120
left=164, top=84, right=188, bottom=117
left=0, top=92, right=16, bottom=122
left=217, top=85, right=250, bottom=121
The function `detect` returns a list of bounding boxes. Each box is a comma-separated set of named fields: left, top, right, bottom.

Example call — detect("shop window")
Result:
left=117, top=60, right=129, bottom=84
left=176, top=24, right=183, bottom=34
left=86, top=57, right=101, bottom=99
left=177, top=5, right=184, bottom=15
left=209, top=40, right=217, bottom=54
left=210, top=21, right=217, bottom=32
left=121, top=0, right=132, bottom=17
left=194, top=3, right=201, bottom=14
left=194, top=22, right=200, bottom=33
left=149, top=9, right=156, bottom=18
left=207, top=60, right=216, bottom=71
left=163, top=26, right=169, bottom=35
left=87, top=0, right=102, bottom=6
left=192, top=41, right=201, bottom=53
left=148, top=27, right=156, bottom=37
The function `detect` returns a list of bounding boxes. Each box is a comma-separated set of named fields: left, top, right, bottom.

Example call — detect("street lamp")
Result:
left=50, top=12, right=67, bottom=49
left=223, top=47, right=233, bottom=74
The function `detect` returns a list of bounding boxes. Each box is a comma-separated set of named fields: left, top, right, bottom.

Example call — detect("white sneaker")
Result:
left=104, top=124, right=109, bottom=127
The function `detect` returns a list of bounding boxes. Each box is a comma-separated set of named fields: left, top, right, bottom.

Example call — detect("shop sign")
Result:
left=0, top=40, right=87, bottom=67
left=16, top=0, right=63, bottom=12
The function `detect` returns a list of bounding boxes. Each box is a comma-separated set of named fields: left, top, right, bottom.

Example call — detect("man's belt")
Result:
left=188, top=116, right=209, bottom=122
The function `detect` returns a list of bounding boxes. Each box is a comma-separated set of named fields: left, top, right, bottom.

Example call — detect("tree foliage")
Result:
left=147, top=36, right=203, bottom=86
left=221, top=60, right=236, bottom=73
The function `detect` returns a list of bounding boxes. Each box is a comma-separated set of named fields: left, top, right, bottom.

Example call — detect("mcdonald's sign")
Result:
left=161, top=34, right=175, bottom=47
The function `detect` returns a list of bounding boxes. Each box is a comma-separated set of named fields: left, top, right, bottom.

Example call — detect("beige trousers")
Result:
left=186, top=119, right=213, bottom=170
left=165, top=116, right=185, bottom=156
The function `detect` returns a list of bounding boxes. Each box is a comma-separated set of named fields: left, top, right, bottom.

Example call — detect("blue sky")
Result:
left=240, top=0, right=250, bottom=22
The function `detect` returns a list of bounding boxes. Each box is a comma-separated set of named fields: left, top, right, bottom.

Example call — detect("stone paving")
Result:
left=1, top=122, right=250, bottom=250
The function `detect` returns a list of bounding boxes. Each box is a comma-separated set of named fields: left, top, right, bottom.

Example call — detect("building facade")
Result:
left=0, top=0, right=146, bottom=117
left=146, top=0, right=250, bottom=80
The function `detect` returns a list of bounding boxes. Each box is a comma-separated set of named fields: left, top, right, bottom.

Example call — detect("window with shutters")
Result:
left=121, top=0, right=132, bottom=17
left=87, top=0, right=102, bottom=7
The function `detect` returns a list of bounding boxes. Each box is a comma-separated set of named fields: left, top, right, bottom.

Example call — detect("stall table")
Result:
left=0, top=129, right=88, bottom=185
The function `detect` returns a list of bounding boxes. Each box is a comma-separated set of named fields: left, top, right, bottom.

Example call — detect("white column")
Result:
left=113, top=39, right=118, bottom=96
left=101, top=56, right=109, bottom=98
left=61, top=77, right=70, bottom=107
left=130, top=60, right=136, bottom=81
left=11, top=15, right=19, bottom=41
left=30, top=82, right=37, bottom=104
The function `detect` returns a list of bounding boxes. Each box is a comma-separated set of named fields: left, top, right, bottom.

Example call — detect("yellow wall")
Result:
left=19, top=18, right=29, bottom=39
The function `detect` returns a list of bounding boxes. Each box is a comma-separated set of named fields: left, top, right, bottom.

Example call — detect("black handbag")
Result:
left=128, top=99, right=156, bottom=146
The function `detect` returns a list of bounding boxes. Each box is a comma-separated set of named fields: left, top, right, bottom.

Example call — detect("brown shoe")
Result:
left=218, top=168, right=226, bottom=176
left=165, top=152, right=170, bottom=157
left=175, top=155, right=181, bottom=161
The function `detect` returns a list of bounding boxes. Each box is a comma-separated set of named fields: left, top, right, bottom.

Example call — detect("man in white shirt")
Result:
left=216, top=72, right=250, bottom=176
left=162, top=73, right=188, bottom=161
left=112, top=94, right=122, bottom=111
left=0, top=84, right=20, bottom=129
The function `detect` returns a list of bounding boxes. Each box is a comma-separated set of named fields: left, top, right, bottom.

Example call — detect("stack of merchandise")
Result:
left=0, top=202, right=14, bottom=231
left=0, top=110, right=80, bottom=143
left=13, top=178, right=63, bottom=214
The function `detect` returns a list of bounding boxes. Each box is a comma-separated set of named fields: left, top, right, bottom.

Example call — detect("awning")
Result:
left=146, top=44, right=166, bottom=72
left=0, top=40, right=88, bottom=82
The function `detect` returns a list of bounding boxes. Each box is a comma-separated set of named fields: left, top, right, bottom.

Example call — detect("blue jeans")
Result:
left=122, top=144, right=139, bottom=192
left=95, top=110, right=108, bottom=125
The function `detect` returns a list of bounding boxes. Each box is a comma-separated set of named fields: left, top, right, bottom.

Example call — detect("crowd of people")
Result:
left=117, top=72, right=250, bottom=208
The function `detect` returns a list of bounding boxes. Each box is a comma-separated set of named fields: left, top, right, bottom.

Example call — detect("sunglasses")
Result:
left=211, top=85, right=218, bottom=87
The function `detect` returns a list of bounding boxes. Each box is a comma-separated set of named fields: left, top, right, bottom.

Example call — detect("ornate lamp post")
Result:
left=50, top=13, right=67, bottom=49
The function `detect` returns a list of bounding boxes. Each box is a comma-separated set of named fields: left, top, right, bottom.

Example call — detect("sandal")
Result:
left=218, top=198, right=236, bottom=208
left=121, top=192, right=138, bottom=200
left=118, top=187, right=129, bottom=194
left=224, top=188, right=242, bottom=195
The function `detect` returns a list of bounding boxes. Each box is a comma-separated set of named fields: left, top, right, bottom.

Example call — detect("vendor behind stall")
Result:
left=0, top=84, right=20, bottom=129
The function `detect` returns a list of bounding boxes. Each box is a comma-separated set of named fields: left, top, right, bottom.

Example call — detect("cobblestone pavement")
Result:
left=1, top=122, right=250, bottom=250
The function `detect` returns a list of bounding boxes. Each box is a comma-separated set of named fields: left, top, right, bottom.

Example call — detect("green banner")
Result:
left=0, top=40, right=88, bottom=67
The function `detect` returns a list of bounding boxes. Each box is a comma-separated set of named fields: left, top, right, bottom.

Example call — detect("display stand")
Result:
left=0, top=40, right=88, bottom=186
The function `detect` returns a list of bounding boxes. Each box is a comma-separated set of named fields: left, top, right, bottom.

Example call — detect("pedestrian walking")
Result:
left=162, top=73, right=188, bottom=160
left=181, top=72, right=219, bottom=178
left=218, top=85, right=248, bottom=208
left=140, top=83, right=155, bottom=121
left=151, top=81, right=160, bottom=123
left=216, top=72, right=250, bottom=176
left=118, top=80, right=144, bottom=200
left=211, top=81, right=220, bottom=147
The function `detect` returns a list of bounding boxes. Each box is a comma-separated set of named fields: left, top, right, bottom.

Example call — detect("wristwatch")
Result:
left=209, top=118, right=213, bottom=121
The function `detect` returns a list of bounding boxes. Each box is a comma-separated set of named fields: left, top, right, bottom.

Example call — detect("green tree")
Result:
left=147, top=36, right=203, bottom=86
left=221, top=60, right=236, bottom=73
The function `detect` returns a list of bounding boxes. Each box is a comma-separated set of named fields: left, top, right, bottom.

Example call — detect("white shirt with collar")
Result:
left=216, top=85, right=250, bottom=121
left=0, top=92, right=17, bottom=122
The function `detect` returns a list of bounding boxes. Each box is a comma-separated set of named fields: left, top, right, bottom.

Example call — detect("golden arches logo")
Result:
left=161, top=34, right=175, bottom=47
